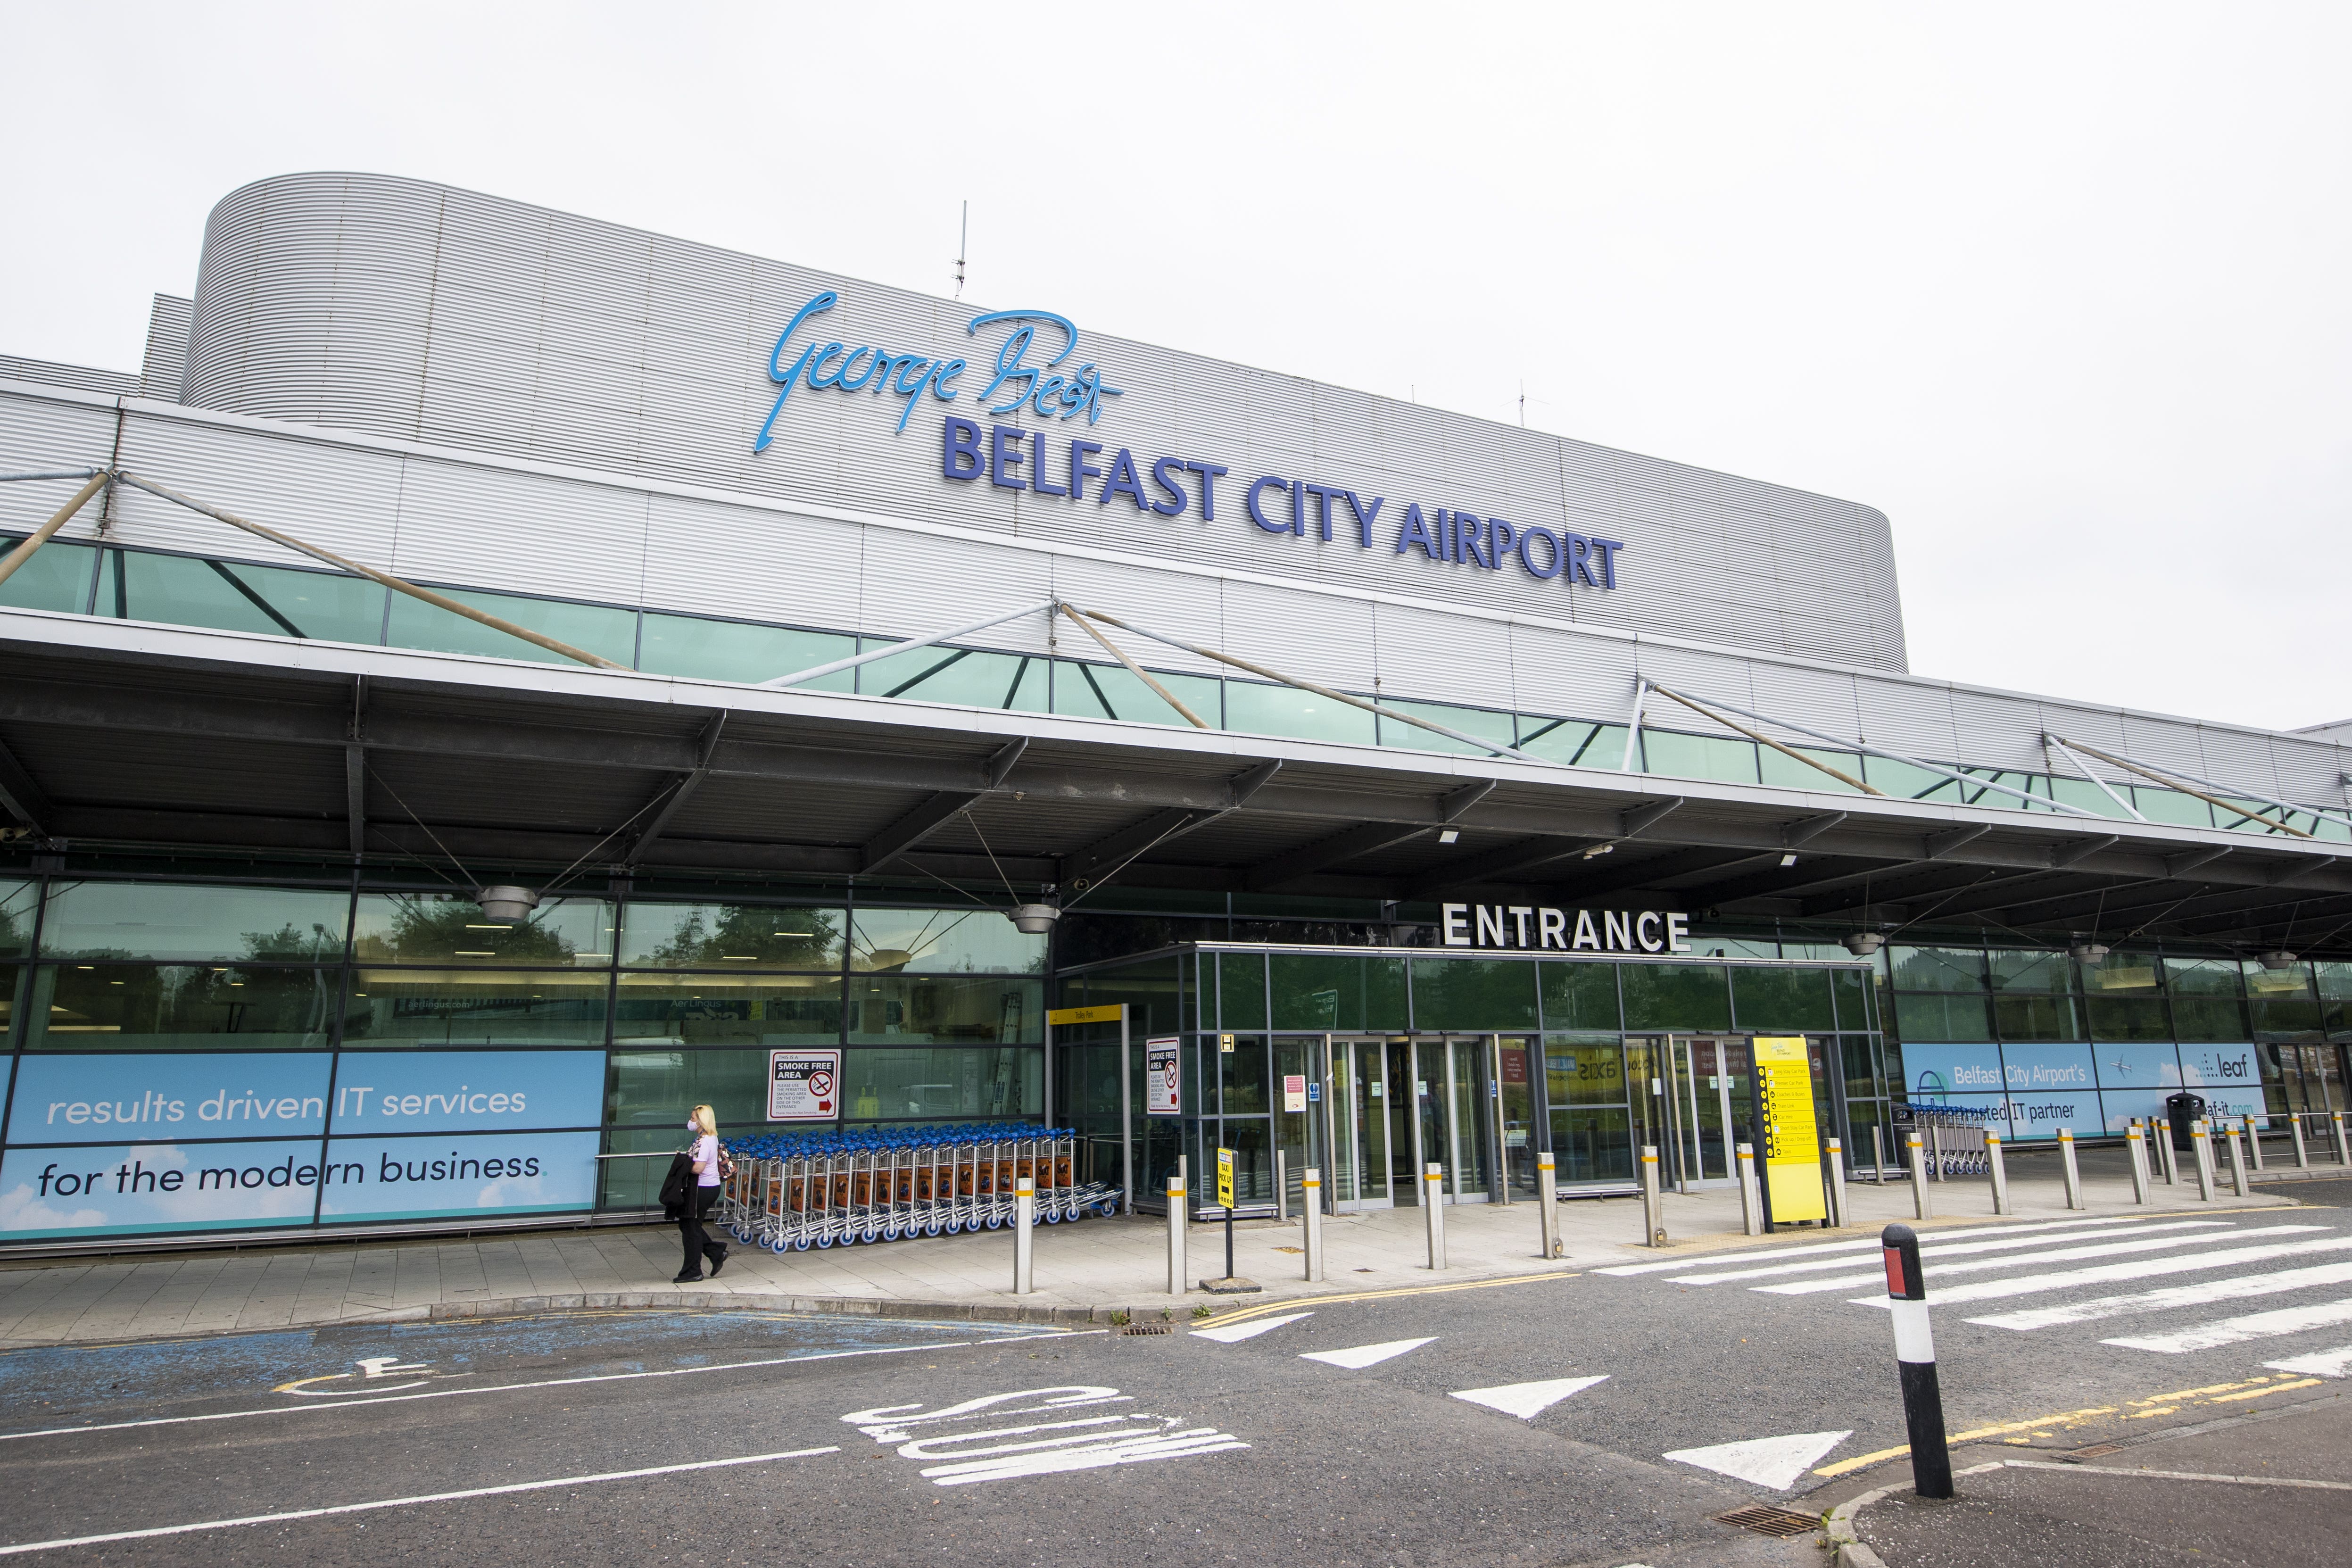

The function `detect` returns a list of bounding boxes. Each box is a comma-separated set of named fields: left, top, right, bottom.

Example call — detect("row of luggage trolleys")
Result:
left=717, top=1133, right=1121, bottom=1252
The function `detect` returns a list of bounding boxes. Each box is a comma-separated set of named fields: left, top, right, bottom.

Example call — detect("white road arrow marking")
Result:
left=1663, top=1430, right=1852, bottom=1491
left=1193, top=1312, right=1312, bottom=1344
left=1301, top=1337, right=1434, bottom=1369
left=1449, top=1375, right=1608, bottom=1419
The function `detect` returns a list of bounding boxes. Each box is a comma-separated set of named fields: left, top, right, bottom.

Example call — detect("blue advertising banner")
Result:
left=326, top=1051, right=605, bottom=1134
left=0, top=1137, right=325, bottom=1238
left=317, top=1131, right=600, bottom=1223
left=2092, top=1041, right=2184, bottom=1092
left=2096, top=1087, right=2176, bottom=1135
left=5, top=1054, right=332, bottom=1144
left=1898, top=1043, right=2005, bottom=1101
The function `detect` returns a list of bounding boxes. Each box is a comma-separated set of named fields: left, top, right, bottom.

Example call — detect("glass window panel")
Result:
left=850, top=908, right=1044, bottom=974
left=2242, top=960, right=2315, bottom=1002
left=1619, top=963, right=1731, bottom=1031
left=40, top=881, right=350, bottom=963
left=1544, top=1035, right=1628, bottom=1105
left=2086, top=950, right=2162, bottom=991
left=612, top=971, right=842, bottom=1045
left=1409, top=958, right=1540, bottom=1030
left=0, top=535, right=96, bottom=612
left=1, top=963, right=18, bottom=1045
left=99, top=549, right=388, bottom=645
left=2314, top=962, right=2352, bottom=1001
left=846, top=975, right=1040, bottom=1044
left=1513, top=718, right=1629, bottom=768
left=844, top=1046, right=1041, bottom=1121
left=1731, top=966, right=1834, bottom=1031
left=1, top=878, right=42, bottom=959
left=27, top=962, right=338, bottom=1050
left=386, top=585, right=636, bottom=667
left=2170, top=996, right=2248, bottom=1042
left=1641, top=729, right=1760, bottom=786
left=2248, top=996, right=2321, bottom=1037
left=2213, top=797, right=2294, bottom=836
left=1377, top=699, right=1515, bottom=757
left=2048, top=775, right=2130, bottom=817
left=1222, top=680, right=1376, bottom=746
left=1990, top=949, right=2075, bottom=992
left=1218, top=1033, right=1269, bottom=1113
left=354, top=892, right=614, bottom=967
left=1893, top=993, right=1993, bottom=1041
left=1268, top=954, right=1406, bottom=1030
left=637, top=613, right=855, bottom=689
left=617, top=902, right=843, bottom=970
left=1537, top=961, right=1622, bottom=1031
left=1688, top=936, right=1781, bottom=960
left=1891, top=946, right=1988, bottom=991
left=1548, top=1105, right=1633, bottom=1183
left=1831, top=968, right=1872, bottom=1030
left=2164, top=958, right=2243, bottom=996
left=2086, top=995, right=2171, bottom=1041
left=1051, top=660, right=1221, bottom=728
left=1842, top=1035, right=1884, bottom=1104
left=2129, top=786, right=2214, bottom=829
left=1994, top=994, right=2083, bottom=1042
left=340, top=968, right=610, bottom=1046
left=605, top=1047, right=773, bottom=1130
left=1217, top=953, right=1267, bottom=1030
left=1758, top=745, right=1868, bottom=793
left=1862, top=755, right=1962, bottom=802
left=860, top=645, right=1049, bottom=711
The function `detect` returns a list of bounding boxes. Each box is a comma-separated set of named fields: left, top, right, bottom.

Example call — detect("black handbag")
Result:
left=657, top=1150, right=693, bottom=1213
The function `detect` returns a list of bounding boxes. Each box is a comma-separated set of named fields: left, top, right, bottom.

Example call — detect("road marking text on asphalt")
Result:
left=841, top=1385, right=1247, bottom=1485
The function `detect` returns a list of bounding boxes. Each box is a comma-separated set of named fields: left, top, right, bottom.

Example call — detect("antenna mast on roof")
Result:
left=954, top=201, right=968, bottom=299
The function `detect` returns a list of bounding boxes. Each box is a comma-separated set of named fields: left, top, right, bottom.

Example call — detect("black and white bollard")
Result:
left=1826, top=1137, right=1848, bottom=1228
left=2057, top=1126, right=2084, bottom=1211
left=1735, top=1142, right=1762, bottom=1236
left=1424, top=1163, right=1448, bottom=1269
left=1012, top=1175, right=1036, bottom=1295
left=1301, top=1167, right=1324, bottom=1282
left=1167, top=1172, right=1187, bottom=1295
left=1536, top=1151, right=1562, bottom=1259
left=1881, top=1223, right=1954, bottom=1499
left=2125, top=1122, right=2152, bottom=1205
left=1907, top=1130, right=1933, bottom=1220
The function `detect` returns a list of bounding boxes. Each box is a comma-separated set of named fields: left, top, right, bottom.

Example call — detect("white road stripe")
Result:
left=1848, top=1235, right=2352, bottom=1309
left=1757, top=1226, right=2325, bottom=1295
left=2104, top=1297, right=2352, bottom=1354
left=2264, top=1345, right=2352, bottom=1378
left=1594, top=1215, right=2186, bottom=1276
left=1449, top=1376, right=1608, bottom=1419
left=1970, top=1262, right=2352, bottom=1331
left=1193, top=1312, right=1311, bottom=1344
left=1301, top=1338, right=1433, bottom=1369
left=1669, top=1220, right=2230, bottom=1285
left=0, top=1445, right=841, bottom=1557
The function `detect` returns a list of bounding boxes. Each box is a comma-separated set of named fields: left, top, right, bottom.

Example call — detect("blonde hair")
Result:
left=690, top=1104, right=718, bottom=1139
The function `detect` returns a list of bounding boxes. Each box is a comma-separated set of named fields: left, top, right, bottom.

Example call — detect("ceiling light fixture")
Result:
left=1842, top=932, right=1884, bottom=957
left=1779, top=853, right=1798, bottom=867
left=1583, top=843, right=1615, bottom=859
left=476, top=885, right=541, bottom=923
left=1438, top=829, right=1459, bottom=845
left=2258, top=950, right=2300, bottom=971
left=1008, top=903, right=1061, bottom=935
left=2069, top=940, right=2110, bottom=965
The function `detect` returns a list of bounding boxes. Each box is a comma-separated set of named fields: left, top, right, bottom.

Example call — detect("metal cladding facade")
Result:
left=179, top=171, right=1905, bottom=672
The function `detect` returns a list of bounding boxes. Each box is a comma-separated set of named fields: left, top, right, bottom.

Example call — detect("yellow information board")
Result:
left=1753, top=1036, right=1828, bottom=1223
left=1216, top=1147, right=1235, bottom=1209
left=1046, top=1004, right=1125, bottom=1026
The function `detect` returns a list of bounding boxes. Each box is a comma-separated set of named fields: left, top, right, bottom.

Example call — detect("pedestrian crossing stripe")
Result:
left=1593, top=1214, right=2210, bottom=1277
left=2265, top=1345, right=2352, bottom=1378
left=2103, top=1296, right=2352, bottom=1354
left=1757, top=1224, right=2325, bottom=1295
left=1968, top=1260, right=2352, bottom=1331
left=1847, top=1233, right=2352, bottom=1309
left=1665, top=1220, right=2232, bottom=1286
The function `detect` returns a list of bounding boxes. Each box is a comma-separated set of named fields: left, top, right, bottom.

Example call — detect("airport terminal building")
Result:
left=0, top=172, right=2345, bottom=1253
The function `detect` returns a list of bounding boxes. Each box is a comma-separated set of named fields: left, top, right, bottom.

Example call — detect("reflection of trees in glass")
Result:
left=851, top=908, right=1043, bottom=974
left=239, top=922, right=346, bottom=963
left=41, top=963, right=335, bottom=1042
left=0, top=882, right=36, bottom=956
left=361, top=897, right=580, bottom=963
left=641, top=905, right=841, bottom=968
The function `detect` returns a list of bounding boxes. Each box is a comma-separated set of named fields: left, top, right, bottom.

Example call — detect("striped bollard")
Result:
left=2189, top=1120, right=2216, bottom=1201
left=1735, top=1142, right=1762, bottom=1236
left=1536, top=1151, right=1561, bottom=1259
left=2057, top=1127, right=2084, bottom=1211
left=2125, top=1122, right=2152, bottom=1204
left=2223, top=1121, right=2249, bottom=1197
left=1640, top=1145, right=1666, bottom=1247
left=1167, top=1174, right=1187, bottom=1295
left=1906, top=1130, right=1933, bottom=1220
left=1983, top=1128, right=2011, bottom=1215
left=1882, top=1224, right=1954, bottom=1499
left=1826, top=1137, right=1848, bottom=1228
left=1301, top=1168, right=1324, bottom=1282
left=1012, top=1176, right=1035, bottom=1294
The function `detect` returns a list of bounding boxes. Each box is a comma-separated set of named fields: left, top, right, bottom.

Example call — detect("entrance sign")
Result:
left=1440, top=904, right=1689, bottom=952
left=1145, top=1037, right=1181, bottom=1116
left=1216, top=1147, right=1235, bottom=1210
left=1753, top=1037, right=1828, bottom=1224
left=1282, top=1074, right=1307, bottom=1113
left=767, top=1050, right=842, bottom=1121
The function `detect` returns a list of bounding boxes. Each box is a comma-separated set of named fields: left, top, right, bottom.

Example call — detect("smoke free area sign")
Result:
left=769, top=1050, right=842, bottom=1121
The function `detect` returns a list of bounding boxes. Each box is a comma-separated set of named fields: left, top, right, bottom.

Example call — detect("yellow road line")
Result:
left=1814, top=1406, right=2118, bottom=1478
left=1190, top=1269, right=1579, bottom=1330
left=2210, top=1377, right=2323, bottom=1402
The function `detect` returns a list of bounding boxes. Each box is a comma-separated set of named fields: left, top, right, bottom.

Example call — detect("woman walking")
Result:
left=674, top=1103, right=728, bottom=1284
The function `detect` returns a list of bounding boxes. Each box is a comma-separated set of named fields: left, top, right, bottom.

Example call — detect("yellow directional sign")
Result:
left=1216, top=1147, right=1235, bottom=1210
left=1046, top=1004, right=1125, bottom=1026
left=1754, top=1036, right=1828, bottom=1223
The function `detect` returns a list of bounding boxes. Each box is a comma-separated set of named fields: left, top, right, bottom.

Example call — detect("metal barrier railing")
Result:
left=714, top=1124, right=1119, bottom=1253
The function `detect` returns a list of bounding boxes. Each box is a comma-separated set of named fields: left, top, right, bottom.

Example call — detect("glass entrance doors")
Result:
left=1664, top=1037, right=1754, bottom=1188
left=1322, top=1035, right=1503, bottom=1211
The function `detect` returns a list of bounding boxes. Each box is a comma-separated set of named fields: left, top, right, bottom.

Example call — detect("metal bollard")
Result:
left=2125, top=1122, right=2152, bottom=1204
left=1275, top=1148, right=1288, bottom=1222
left=1882, top=1224, right=1954, bottom=1499
left=1826, top=1137, right=1848, bottom=1228
left=1736, top=1142, right=1763, bottom=1235
left=2190, top=1120, right=2216, bottom=1201
left=2335, top=1112, right=2352, bottom=1167
left=2057, top=1127, right=2084, bottom=1211
left=1872, top=1124, right=1888, bottom=1185
left=1167, top=1174, right=1187, bottom=1295
left=1301, top=1168, right=1324, bottom=1282
left=1012, top=1176, right=1035, bottom=1294
left=1928, top=1121, right=1944, bottom=1183
left=1984, top=1128, right=2011, bottom=1215
left=1536, top=1151, right=1562, bottom=1259
left=2243, top=1114, right=2266, bottom=1173
left=2291, top=1112, right=2310, bottom=1169
left=1424, top=1163, right=1448, bottom=1269
left=2159, top=1119, right=2179, bottom=1185
left=1640, top=1145, right=1666, bottom=1247
left=2224, top=1121, right=2249, bottom=1197
left=1907, top=1131, right=1933, bottom=1220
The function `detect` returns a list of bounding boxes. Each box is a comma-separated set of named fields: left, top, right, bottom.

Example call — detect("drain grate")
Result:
left=1119, top=1322, right=1173, bottom=1335
left=1714, top=1504, right=1818, bottom=1539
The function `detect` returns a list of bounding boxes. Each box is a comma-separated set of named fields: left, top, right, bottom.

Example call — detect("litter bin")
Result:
left=2166, top=1091, right=2208, bottom=1152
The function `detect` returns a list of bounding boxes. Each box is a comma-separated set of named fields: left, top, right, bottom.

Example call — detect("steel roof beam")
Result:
left=0, top=730, right=52, bottom=835
left=1405, top=835, right=1601, bottom=898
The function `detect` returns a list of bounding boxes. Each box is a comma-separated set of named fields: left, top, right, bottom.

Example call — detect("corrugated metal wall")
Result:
left=176, top=172, right=1910, bottom=675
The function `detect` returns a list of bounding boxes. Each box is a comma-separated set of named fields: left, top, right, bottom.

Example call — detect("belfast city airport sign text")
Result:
left=1442, top=904, right=1691, bottom=953
left=753, top=290, right=1627, bottom=596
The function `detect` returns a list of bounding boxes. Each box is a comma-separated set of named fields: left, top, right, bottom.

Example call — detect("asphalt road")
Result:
left=2, top=1193, right=2346, bottom=1566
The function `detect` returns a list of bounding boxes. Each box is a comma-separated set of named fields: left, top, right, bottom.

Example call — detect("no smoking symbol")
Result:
left=808, top=1069, right=835, bottom=1097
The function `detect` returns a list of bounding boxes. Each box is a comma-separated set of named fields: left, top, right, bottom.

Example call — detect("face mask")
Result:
left=686, top=1120, right=698, bottom=1132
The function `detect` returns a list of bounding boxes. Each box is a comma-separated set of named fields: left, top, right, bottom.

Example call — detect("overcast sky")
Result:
left=6, top=3, right=2346, bottom=732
